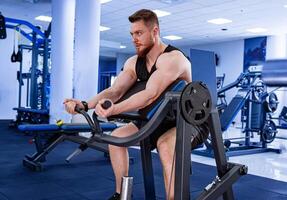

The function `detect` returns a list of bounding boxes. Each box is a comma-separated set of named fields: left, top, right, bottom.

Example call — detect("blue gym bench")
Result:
left=19, top=122, right=118, bottom=170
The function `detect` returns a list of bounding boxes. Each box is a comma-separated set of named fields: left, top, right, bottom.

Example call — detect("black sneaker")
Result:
left=108, top=192, right=120, bottom=200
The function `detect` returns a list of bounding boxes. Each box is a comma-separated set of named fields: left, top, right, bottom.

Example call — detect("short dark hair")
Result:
left=128, top=9, right=159, bottom=29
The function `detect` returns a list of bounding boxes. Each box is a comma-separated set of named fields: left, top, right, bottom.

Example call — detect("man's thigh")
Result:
left=111, top=122, right=139, bottom=137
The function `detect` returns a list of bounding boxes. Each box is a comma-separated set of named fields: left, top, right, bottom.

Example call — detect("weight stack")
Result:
left=251, top=101, right=265, bottom=129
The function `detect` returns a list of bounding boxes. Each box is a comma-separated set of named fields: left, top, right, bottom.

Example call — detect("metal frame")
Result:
left=22, top=88, right=247, bottom=199
left=168, top=92, right=247, bottom=200
left=5, top=17, right=49, bottom=44
left=4, top=16, right=51, bottom=125
left=23, top=130, right=109, bottom=171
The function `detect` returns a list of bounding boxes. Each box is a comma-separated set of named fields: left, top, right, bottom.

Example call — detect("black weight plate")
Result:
left=180, top=82, right=212, bottom=125
left=268, top=92, right=278, bottom=113
left=262, top=120, right=277, bottom=143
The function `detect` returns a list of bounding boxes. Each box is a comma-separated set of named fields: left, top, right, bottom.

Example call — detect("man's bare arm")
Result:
left=87, top=58, right=137, bottom=109
left=87, top=70, right=135, bottom=109
left=113, top=52, right=190, bottom=114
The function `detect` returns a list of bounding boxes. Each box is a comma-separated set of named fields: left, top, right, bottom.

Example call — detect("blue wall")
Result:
left=99, top=58, right=116, bottom=73
left=98, top=57, right=116, bottom=92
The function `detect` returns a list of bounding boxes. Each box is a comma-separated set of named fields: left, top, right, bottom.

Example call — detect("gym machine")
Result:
left=262, top=59, right=287, bottom=140
left=75, top=81, right=247, bottom=200
left=98, top=70, right=117, bottom=92
left=20, top=79, right=247, bottom=199
left=193, top=68, right=281, bottom=157
left=216, top=73, right=227, bottom=114
left=1, top=13, right=51, bottom=125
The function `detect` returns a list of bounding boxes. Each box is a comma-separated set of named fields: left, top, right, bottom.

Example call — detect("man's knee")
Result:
left=110, top=123, right=138, bottom=138
left=111, top=128, right=122, bottom=137
left=108, top=129, right=123, bottom=151
left=157, top=128, right=176, bottom=150
left=157, top=134, right=168, bottom=149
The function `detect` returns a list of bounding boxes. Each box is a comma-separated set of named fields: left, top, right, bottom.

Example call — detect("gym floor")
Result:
left=0, top=121, right=287, bottom=200
left=193, top=127, right=287, bottom=182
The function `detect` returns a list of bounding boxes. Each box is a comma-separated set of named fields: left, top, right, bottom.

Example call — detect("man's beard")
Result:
left=137, top=39, right=154, bottom=57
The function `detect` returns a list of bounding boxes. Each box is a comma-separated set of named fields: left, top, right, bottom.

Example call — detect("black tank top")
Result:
left=135, top=45, right=185, bottom=81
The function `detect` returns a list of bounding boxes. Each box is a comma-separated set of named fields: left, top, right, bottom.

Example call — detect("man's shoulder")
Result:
left=126, top=55, right=138, bottom=64
left=124, top=55, right=138, bottom=70
left=157, top=50, right=187, bottom=67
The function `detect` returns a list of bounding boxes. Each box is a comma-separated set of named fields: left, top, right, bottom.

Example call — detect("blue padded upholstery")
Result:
left=18, top=124, right=60, bottom=131
left=61, top=123, right=117, bottom=131
left=145, top=80, right=186, bottom=120
left=220, top=89, right=249, bottom=131
left=18, top=123, right=117, bottom=132
left=110, top=79, right=186, bottom=121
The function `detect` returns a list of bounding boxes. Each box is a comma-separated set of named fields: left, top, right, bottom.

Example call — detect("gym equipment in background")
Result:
left=0, top=12, right=7, bottom=39
left=216, top=73, right=227, bottom=114
left=262, top=59, right=287, bottom=140
left=278, top=106, right=287, bottom=128
left=193, top=65, right=281, bottom=157
left=188, top=49, right=282, bottom=158
left=3, top=15, right=51, bottom=126
left=98, top=70, right=117, bottom=92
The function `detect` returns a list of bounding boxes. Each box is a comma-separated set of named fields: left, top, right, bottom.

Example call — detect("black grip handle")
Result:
left=74, top=105, right=83, bottom=113
left=102, top=100, right=112, bottom=109
left=91, top=100, right=111, bottom=135
left=74, top=101, right=111, bottom=136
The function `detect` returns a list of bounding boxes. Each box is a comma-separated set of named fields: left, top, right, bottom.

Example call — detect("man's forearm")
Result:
left=114, top=90, right=156, bottom=114
left=87, top=87, right=121, bottom=109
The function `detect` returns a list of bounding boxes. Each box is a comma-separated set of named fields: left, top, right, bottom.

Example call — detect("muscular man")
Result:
left=65, top=9, right=192, bottom=200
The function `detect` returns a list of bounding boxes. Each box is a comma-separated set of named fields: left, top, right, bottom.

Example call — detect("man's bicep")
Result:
left=145, top=68, right=178, bottom=98
left=111, top=69, right=136, bottom=95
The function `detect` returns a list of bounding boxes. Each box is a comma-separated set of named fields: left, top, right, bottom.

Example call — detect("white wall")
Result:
left=266, top=34, right=287, bottom=60
left=0, top=29, right=20, bottom=119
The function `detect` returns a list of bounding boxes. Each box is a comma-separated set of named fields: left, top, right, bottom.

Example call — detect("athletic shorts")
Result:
left=134, top=120, right=209, bottom=150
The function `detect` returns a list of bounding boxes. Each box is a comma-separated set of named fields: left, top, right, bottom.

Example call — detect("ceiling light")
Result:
left=35, top=15, right=52, bottom=22
left=120, top=45, right=126, bottom=49
left=100, top=0, right=112, bottom=4
left=163, top=35, right=182, bottom=40
left=207, top=18, right=232, bottom=25
left=158, top=0, right=185, bottom=4
left=36, top=15, right=110, bottom=32
left=153, top=9, right=171, bottom=17
left=284, top=5, right=287, bottom=8
left=100, top=26, right=111, bottom=31
left=246, top=28, right=267, bottom=33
